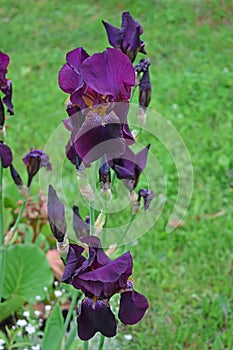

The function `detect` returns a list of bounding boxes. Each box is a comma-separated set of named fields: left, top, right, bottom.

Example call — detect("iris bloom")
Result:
left=0, top=51, right=14, bottom=115
left=23, top=149, right=52, bottom=187
left=109, top=144, right=150, bottom=191
left=59, top=47, right=135, bottom=165
left=102, top=12, right=146, bottom=62
left=62, top=236, right=149, bottom=340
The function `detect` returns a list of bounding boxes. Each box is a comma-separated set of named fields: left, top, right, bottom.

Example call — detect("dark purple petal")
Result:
left=0, top=143, right=12, bottom=168
left=102, top=20, right=123, bottom=48
left=10, top=165, right=23, bottom=186
left=47, top=185, right=66, bottom=242
left=77, top=298, right=117, bottom=340
left=62, top=244, right=85, bottom=284
left=119, top=289, right=149, bottom=325
left=73, top=251, right=132, bottom=298
left=58, top=64, right=83, bottom=94
left=136, top=144, right=150, bottom=171
left=1, top=80, right=14, bottom=115
left=66, top=47, right=89, bottom=71
left=79, top=48, right=135, bottom=101
left=0, top=99, right=4, bottom=129
left=74, top=111, right=126, bottom=166
left=0, top=51, right=9, bottom=86
left=73, top=206, right=90, bottom=238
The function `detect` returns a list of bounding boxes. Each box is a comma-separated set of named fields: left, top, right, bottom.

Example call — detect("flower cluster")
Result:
left=49, top=10, right=154, bottom=343
left=63, top=236, right=149, bottom=340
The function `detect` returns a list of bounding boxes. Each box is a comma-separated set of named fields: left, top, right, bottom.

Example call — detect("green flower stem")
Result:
left=10, top=198, right=27, bottom=236
left=64, top=289, right=79, bottom=333
left=83, top=341, right=89, bottom=350
left=117, top=213, right=136, bottom=245
left=0, top=160, right=4, bottom=244
left=0, top=161, right=4, bottom=303
left=89, top=202, right=95, bottom=235
left=98, top=334, right=105, bottom=350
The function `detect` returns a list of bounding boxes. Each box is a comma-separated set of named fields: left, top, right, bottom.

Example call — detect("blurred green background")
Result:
left=1, top=0, right=233, bottom=349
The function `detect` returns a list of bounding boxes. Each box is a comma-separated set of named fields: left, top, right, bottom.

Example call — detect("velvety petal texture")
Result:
left=119, top=289, right=149, bottom=325
left=73, top=205, right=90, bottom=239
left=0, top=51, right=14, bottom=115
left=47, top=185, right=66, bottom=242
left=77, top=298, right=117, bottom=340
left=0, top=51, right=9, bottom=87
left=0, top=142, right=13, bottom=168
left=62, top=244, right=85, bottom=284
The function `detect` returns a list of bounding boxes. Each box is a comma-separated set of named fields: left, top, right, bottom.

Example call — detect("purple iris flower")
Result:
left=102, top=12, right=146, bottom=62
left=62, top=236, right=149, bottom=340
left=109, top=144, right=150, bottom=191
left=0, top=51, right=14, bottom=115
left=0, top=142, right=13, bottom=168
left=23, top=149, right=52, bottom=187
left=73, top=205, right=90, bottom=239
left=47, top=185, right=66, bottom=243
left=59, top=48, right=135, bottom=165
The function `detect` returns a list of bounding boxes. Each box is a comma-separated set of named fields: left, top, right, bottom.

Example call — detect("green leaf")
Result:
left=3, top=243, right=53, bottom=300
left=42, top=302, right=64, bottom=350
left=0, top=294, right=25, bottom=323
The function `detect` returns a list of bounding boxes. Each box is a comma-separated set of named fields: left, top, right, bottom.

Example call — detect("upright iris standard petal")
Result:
left=23, top=149, right=52, bottom=187
left=62, top=244, right=85, bottom=284
left=102, top=21, right=123, bottom=48
left=77, top=298, right=117, bottom=340
left=0, top=142, right=12, bottom=168
left=119, top=289, right=149, bottom=325
left=47, top=185, right=67, bottom=242
left=79, top=48, right=135, bottom=101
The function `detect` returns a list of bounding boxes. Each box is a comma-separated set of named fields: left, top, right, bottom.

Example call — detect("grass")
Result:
left=1, top=0, right=233, bottom=349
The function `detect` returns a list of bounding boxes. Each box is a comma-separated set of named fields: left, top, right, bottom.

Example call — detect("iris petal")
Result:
left=119, top=289, right=149, bottom=325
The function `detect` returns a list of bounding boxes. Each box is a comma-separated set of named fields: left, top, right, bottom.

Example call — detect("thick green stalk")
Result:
left=10, top=198, right=27, bottom=235
left=83, top=341, right=89, bottom=350
left=117, top=214, right=136, bottom=245
left=64, top=289, right=79, bottom=333
left=98, top=334, right=105, bottom=350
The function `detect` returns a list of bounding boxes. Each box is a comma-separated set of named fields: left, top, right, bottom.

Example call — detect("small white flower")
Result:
left=16, top=319, right=27, bottom=327
left=54, top=290, right=63, bottom=298
left=124, top=334, right=133, bottom=341
left=0, top=339, right=5, bottom=346
left=223, top=67, right=229, bottom=73
left=54, top=281, right=59, bottom=287
left=23, top=311, right=30, bottom=318
left=34, top=310, right=41, bottom=317
left=45, top=304, right=52, bottom=311
left=43, top=286, right=48, bottom=292
left=32, top=344, right=40, bottom=350
left=25, top=324, right=36, bottom=335
left=35, top=295, right=41, bottom=301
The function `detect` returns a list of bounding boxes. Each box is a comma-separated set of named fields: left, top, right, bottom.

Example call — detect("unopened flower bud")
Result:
left=139, top=70, right=151, bottom=109
left=48, top=185, right=66, bottom=243
left=138, top=188, right=155, bottom=210
left=129, top=190, right=141, bottom=214
left=0, top=99, right=5, bottom=130
left=56, top=235, right=69, bottom=259
left=10, top=164, right=23, bottom=186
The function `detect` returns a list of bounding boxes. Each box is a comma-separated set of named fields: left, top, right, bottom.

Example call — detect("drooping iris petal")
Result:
left=10, top=165, right=23, bottom=186
left=0, top=99, right=4, bottom=129
left=79, top=48, right=135, bottom=101
left=47, top=185, right=67, bottom=242
left=119, top=289, right=149, bottom=325
left=1, top=80, right=14, bottom=115
left=73, top=251, right=132, bottom=298
left=0, top=143, right=12, bottom=168
left=62, top=244, right=85, bottom=284
left=77, top=298, right=117, bottom=340
left=74, top=111, right=126, bottom=166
